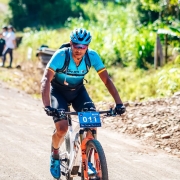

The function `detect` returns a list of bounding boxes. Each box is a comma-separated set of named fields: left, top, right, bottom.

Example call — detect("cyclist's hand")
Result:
left=44, top=106, right=59, bottom=117
left=115, top=104, right=126, bottom=115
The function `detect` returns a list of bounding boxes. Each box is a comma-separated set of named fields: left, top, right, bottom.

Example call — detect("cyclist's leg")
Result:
left=71, top=85, right=96, bottom=112
left=49, top=86, right=69, bottom=179
left=72, top=86, right=98, bottom=177
left=51, top=86, right=69, bottom=157
left=72, top=85, right=97, bottom=137
left=51, top=84, right=90, bottom=152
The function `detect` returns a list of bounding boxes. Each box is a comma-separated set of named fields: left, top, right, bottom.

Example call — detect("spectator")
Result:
left=0, top=32, right=6, bottom=67
left=2, top=25, right=16, bottom=68
left=2, top=26, right=8, bottom=38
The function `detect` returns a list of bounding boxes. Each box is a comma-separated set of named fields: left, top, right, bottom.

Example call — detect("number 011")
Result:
left=83, top=117, right=97, bottom=122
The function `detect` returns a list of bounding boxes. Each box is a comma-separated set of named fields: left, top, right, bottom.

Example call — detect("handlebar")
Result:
left=44, top=107, right=121, bottom=118
left=63, top=108, right=116, bottom=116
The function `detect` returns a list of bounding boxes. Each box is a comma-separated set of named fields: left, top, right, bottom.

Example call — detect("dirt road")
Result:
left=0, top=81, right=180, bottom=180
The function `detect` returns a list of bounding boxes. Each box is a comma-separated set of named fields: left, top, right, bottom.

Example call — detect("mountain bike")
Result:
left=53, top=104, right=116, bottom=180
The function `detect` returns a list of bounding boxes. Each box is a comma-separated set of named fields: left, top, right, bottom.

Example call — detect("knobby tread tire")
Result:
left=63, top=132, right=73, bottom=180
left=82, top=139, right=109, bottom=180
left=65, top=132, right=70, bottom=153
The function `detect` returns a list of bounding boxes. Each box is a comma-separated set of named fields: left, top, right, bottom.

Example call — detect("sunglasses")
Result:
left=72, top=43, right=88, bottom=49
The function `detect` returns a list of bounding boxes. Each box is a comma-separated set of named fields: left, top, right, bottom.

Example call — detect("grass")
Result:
left=0, top=27, right=179, bottom=103
left=85, top=62, right=180, bottom=102
left=0, top=51, right=180, bottom=104
left=0, top=1, right=179, bottom=103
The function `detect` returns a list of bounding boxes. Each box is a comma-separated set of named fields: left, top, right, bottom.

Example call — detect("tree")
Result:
left=135, top=0, right=180, bottom=25
left=8, top=0, right=82, bottom=30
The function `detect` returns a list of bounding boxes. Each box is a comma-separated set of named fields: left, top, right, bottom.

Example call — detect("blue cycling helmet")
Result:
left=70, top=28, right=92, bottom=45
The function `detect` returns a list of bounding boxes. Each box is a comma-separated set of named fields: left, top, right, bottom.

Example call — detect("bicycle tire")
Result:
left=65, top=131, right=71, bottom=154
left=61, top=131, right=73, bottom=180
left=81, top=139, right=109, bottom=180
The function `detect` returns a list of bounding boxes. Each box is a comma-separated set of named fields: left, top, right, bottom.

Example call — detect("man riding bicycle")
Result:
left=41, top=28, right=126, bottom=179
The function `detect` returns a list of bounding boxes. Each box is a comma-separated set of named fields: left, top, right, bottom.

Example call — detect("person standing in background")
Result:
left=2, top=26, right=8, bottom=37
left=2, top=25, right=16, bottom=68
left=0, top=32, right=6, bottom=67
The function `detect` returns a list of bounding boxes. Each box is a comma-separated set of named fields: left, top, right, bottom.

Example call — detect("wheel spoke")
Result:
left=86, top=139, right=108, bottom=180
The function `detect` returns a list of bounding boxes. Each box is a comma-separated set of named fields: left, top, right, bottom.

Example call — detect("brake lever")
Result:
left=107, top=108, right=116, bottom=116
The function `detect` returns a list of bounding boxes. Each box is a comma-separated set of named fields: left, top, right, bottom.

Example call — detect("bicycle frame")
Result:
left=60, top=113, right=80, bottom=177
left=60, top=106, right=113, bottom=179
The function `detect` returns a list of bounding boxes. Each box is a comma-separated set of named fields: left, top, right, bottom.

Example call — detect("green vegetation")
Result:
left=8, top=0, right=82, bottom=30
left=0, top=59, right=179, bottom=103
left=19, top=2, right=157, bottom=69
left=83, top=60, right=180, bottom=102
left=0, top=0, right=180, bottom=102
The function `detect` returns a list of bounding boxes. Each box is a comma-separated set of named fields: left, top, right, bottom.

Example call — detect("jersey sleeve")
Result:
left=46, top=49, right=66, bottom=72
left=88, top=49, right=106, bottom=73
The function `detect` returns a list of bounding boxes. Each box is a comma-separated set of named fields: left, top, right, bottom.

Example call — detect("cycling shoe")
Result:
left=50, top=156, right=61, bottom=179
left=88, top=162, right=97, bottom=176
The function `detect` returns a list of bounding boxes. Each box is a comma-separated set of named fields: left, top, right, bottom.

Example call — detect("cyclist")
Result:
left=41, top=28, right=126, bottom=179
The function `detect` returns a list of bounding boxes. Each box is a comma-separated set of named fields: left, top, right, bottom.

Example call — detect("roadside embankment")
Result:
left=98, top=92, right=180, bottom=157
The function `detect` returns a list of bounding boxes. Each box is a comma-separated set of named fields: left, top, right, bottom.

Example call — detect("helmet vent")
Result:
left=85, top=36, right=91, bottom=42
left=70, top=28, right=92, bottom=44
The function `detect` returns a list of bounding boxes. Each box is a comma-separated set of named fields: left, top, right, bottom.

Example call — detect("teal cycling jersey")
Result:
left=47, top=48, right=105, bottom=88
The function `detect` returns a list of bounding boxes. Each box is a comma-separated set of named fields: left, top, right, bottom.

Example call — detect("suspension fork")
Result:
left=79, top=129, right=97, bottom=179
left=89, top=129, right=101, bottom=176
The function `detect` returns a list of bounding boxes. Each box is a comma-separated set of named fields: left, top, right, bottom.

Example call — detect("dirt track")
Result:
left=0, top=81, right=180, bottom=180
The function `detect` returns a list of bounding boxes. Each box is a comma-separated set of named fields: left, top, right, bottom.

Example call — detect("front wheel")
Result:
left=82, top=139, right=109, bottom=180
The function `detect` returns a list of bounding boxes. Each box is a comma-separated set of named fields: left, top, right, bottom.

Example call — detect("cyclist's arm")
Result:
left=88, top=49, right=123, bottom=104
left=41, top=49, right=66, bottom=107
left=98, top=69, right=123, bottom=104
left=41, top=68, right=55, bottom=107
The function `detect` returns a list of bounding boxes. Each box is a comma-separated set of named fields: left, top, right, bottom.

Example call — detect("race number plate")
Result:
left=78, top=112, right=101, bottom=128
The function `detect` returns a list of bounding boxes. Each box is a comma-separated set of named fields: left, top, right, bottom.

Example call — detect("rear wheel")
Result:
left=81, top=139, right=109, bottom=180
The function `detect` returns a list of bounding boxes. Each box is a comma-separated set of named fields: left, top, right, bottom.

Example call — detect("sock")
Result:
left=52, top=147, right=59, bottom=160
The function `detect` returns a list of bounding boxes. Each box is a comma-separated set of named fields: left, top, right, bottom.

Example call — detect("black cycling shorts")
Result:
left=50, top=83, right=96, bottom=122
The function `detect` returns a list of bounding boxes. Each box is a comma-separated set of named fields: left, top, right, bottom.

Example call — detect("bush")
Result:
left=8, top=0, right=81, bottom=30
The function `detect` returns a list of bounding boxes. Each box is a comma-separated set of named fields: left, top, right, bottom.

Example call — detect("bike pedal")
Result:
left=61, top=171, right=66, bottom=176
left=61, top=158, right=67, bottom=162
left=71, top=166, right=79, bottom=175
